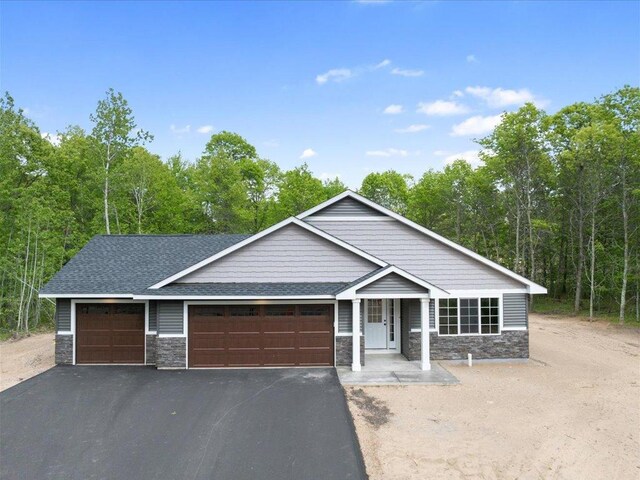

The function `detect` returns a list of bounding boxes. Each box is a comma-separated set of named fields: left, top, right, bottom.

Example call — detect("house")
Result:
left=39, top=191, right=546, bottom=371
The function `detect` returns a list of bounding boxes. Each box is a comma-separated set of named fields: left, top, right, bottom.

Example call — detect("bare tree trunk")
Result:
left=589, top=212, right=596, bottom=321
left=113, top=204, right=121, bottom=235
left=574, top=211, right=585, bottom=314
left=24, top=228, right=39, bottom=334
left=104, top=144, right=111, bottom=234
left=17, top=222, right=31, bottom=331
left=619, top=169, right=629, bottom=324
left=515, top=209, right=521, bottom=275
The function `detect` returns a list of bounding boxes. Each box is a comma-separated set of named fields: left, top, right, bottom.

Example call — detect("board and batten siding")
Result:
left=308, top=196, right=387, bottom=218
left=338, top=300, right=364, bottom=334
left=157, top=301, right=184, bottom=335
left=56, top=298, right=71, bottom=332
left=357, top=272, right=429, bottom=295
left=305, top=217, right=524, bottom=290
left=502, top=293, right=528, bottom=329
left=180, top=223, right=377, bottom=283
left=148, top=300, right=158, bottom=332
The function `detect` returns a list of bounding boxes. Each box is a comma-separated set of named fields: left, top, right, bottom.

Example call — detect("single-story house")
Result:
left=40, top=191, right=546, bottom=371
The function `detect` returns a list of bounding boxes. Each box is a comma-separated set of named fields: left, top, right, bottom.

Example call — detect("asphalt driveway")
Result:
left=0, top=366, right=366, bottom=480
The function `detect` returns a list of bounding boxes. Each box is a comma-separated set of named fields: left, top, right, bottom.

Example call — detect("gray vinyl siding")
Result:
left=305, top=218, right=524, bottom=290
left=56, top=298, right=71, bottom=332
left=157, top=301, right=184, bottom=335
left=357, top=273, right=429, bottom=295
left=503, top=293, right=528, bottom=329
left=148, top=300, right=158, bottom=331
left=430, top=299, right=436, bottom=330
left=307, top=197, right=386, bottom=218
left=180, top=224, right=377, bottom=283
left=337, top=300, right=364, bottom=334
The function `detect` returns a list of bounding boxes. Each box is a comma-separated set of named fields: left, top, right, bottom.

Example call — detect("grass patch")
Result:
left=0, top=323, right=55, bottom=342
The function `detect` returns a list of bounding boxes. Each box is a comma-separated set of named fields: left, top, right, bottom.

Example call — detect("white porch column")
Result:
left=420, top=297, right=431, bottom=371
left=352, top=299, right=361, bottom=371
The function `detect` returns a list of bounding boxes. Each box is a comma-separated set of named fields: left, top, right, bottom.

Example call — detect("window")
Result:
left=229, top=306, right=258, bottom=317
left=193, top=306, right=224, bottom=317
left=367, top=299, right=383, bottom=323
left=265, top=305, right=295, bottom=317
left=389, top=301, right=395, bottom=341
left=460, top=298, right=479, bottom=334
left=438, top=298, right=458, bottom=335
left=481, top=298, right=500, bottom=334
left=439, top=297, right=500, bottom=335
left=300, top=305, right=329, bottom=316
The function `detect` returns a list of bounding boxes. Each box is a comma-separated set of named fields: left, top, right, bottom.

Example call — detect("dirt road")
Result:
left=347, top=314, right=640, bottom=479
left=0, top=332, right=55, bottom=392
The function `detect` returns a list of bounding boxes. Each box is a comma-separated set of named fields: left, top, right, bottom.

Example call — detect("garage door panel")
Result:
left=76, top=303, right=145, bottom=365
left=191, top=333, right=226, bottom=349
left=188, top=304, right=334, bottom=368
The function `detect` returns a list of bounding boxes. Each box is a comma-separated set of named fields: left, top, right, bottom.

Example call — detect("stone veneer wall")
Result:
left=55, top=334, right=73, bottom=365
left=404, top=330, right=529, bottom=361
left=156, top=337, right=186, bottom=368
left=145, top=335, right=157, bottom=365
left=335, top=336, right=365, bottom=366
left=430, top=330, right=529, bottom=359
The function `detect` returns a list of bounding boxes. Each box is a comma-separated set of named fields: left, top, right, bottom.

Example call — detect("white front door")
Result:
left=365, top=299, right=387, bottom=349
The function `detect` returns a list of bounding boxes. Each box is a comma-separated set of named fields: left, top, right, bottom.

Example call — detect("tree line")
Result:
left=1, top=86, right=638, bottom=335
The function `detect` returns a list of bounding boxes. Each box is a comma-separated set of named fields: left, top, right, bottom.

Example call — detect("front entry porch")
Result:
left=337, top=353, right=459, bottom=385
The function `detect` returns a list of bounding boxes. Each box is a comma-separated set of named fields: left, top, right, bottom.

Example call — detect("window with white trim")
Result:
left=438, top=298, right=458, bottom=335
left=439, top=297, right=500, bottom=335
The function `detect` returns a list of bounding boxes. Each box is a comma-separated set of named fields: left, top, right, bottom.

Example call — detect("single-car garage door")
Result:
left=76, top=303, right=145, bottom=364
left=188, top=304, right=334, bottom=368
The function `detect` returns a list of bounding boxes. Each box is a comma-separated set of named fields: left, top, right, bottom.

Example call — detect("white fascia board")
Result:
left=148, top=216, right=387, bottom=290
left=335, top=265, right=447, bottom=300
left=299, top=190, right=547, bottom=294
left=133, top=295, right=336, bottom=301
left=446, top=288, right=529, bottom=297
left=38, top=293, right=134, bottom=299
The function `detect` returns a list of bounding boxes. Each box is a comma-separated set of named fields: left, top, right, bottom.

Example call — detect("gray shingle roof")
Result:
left=142, top=282, right=348, bottom=297
left=40, top=234, right=250, bottom=295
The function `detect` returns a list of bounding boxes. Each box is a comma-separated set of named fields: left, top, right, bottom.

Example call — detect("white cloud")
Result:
left=450, top=114, right=503, bottom=137
left=466, top=54, right=478, bottom=64
left=374, top=59, right=391, bottom=69
left=170, top=124, right=191, bottom=135
left=300, top=148, right=318, bottom=159
left=196, top=125, right=214, bottom=134
left=395, top=124, right=430, bottom=134
left=316, top=68, right=353, bottom=85
left=452, top=90, right=464, bottom=98
left=383, top=104, right=404, bottom=115
left=263, top=139, right=279, bottom=148
left=391, top=67, right=424, bottom=77
left=433, top=150, right=449, bottom=157
left=365, top=148, right=409, bottom=157
left=417, top=100, right=469, bottom=116
left=444, top=150, right=482, bottom=166
left=41, top=132, right=61, bottom=146
left=465, top=86, right=545, bottom=108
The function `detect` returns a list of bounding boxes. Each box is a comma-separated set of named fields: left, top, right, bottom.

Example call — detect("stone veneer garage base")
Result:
left=335, top=336, right=365, bottom=367
left=55, top=334, right=73, bottom=365
left=404, top=331, right=529, bottom=361
left=145, top=335, right=157, bottom=365
left=156, top=337, right=186, bottom=369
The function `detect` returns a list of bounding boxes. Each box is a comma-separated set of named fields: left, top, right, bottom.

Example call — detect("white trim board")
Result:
left=133, top=295, right=337, bottom=301
left=336, top=265, right=446, bottom=300
left=148, top=217, right=387, bottom=289
left=297, top=190, right=547, bottom=295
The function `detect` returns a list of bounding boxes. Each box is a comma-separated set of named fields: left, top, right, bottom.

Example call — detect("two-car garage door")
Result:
left=188, top=304, right=334, bottom=368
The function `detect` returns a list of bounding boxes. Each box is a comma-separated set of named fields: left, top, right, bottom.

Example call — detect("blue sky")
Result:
left=2, top=1, right=638, bottom=187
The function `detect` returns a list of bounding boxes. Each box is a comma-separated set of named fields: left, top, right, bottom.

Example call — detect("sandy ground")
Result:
left=346, top=314, right=640, bottom=480
left=0, top=332, right=55, bottom=392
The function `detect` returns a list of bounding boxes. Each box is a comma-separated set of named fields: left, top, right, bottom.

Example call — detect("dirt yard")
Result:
left=346, top=314, right=640, bottom=479
left=0, top=332, right=55, bottom=391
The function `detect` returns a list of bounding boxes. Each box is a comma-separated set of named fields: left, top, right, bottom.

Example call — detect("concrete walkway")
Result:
left=337, top=354, right=459, bottom=385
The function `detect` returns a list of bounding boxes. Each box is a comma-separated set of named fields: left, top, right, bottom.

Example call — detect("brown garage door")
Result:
left=76, top=303, right=145, bottom=364
left=188, top=304, right=334, bottom=368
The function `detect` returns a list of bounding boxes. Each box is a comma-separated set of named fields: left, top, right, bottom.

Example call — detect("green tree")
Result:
left=359, top=170, right=412, bottom=214
left=90, top=88, right=152, bottom=234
